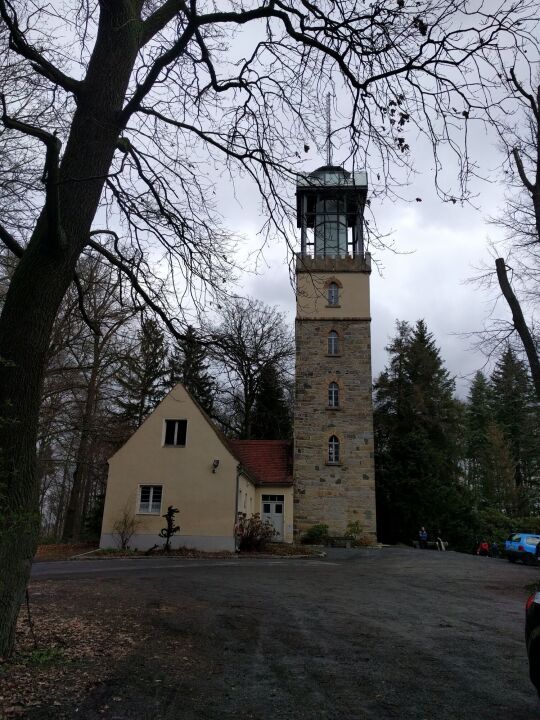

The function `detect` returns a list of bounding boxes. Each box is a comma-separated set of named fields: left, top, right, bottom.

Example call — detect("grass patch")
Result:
left=27, top=646, right=65, bottom=666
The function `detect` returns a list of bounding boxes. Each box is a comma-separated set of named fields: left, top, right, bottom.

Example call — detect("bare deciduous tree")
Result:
left=491, top=71, right=540, bottom=400
left=33, top=252, right=135, bottom=541
left=209, top=298, right=294, bottom=439
left=61, top=255, right=136, bottom=542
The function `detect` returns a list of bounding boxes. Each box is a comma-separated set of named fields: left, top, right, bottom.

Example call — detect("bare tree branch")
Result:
left=142, top=0, right=188, bottom=45
left=495, top=257, right=540, bottom=399
left=0, top=94, right=63, bottom=249
left=512, top=147, right=535, bottom=194
left=509, top=67, right=538, bottom=120
left=121, top=22, right=197, bottom=123
left=72, top=271, right=102, bottom=338
left=0, top=0, right=81, bottom=95
left=87, top=231, right=185, bottom=342
left=0, top=221, right=23, bottom=257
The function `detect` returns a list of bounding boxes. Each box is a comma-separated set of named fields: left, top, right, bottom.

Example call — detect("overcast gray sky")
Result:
left=213, top=124, right=509, bottom=398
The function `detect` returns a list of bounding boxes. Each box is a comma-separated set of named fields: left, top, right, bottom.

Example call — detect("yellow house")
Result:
left=99, top=383, right=294, bottom=551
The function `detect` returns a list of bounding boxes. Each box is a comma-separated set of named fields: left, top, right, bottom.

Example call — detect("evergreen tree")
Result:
left=374, top=321, right=412, bottom=542
left=116, top=318, right=168, bottom=431
left=464, top=371, right=493, bottom=504
left=483, top=422, right=517, bottom=513
left=169, top=325, right=215, bottom=416
left=374, top=320, right=468, bottom=545
left=490, top=348, right=540, bottom=512
left=250, top=363, right=293, bottom=440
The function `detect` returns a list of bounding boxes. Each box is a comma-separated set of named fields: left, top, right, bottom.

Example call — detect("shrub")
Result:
left=112, top=505, right=140, bottom=550
left=301, top=523, right=330, bottom=545
left=444, top=508, right=540, bottom=555
left=471, top=511, right=540, bottom=555
left=344, top=521, right=363, bottom=546
left=236, top=512, right=277, bottom=551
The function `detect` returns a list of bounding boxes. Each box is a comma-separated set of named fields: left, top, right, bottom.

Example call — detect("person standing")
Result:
left=477, top=539, right=490, bottom=557
left=419, top=527, right=428, bottom=549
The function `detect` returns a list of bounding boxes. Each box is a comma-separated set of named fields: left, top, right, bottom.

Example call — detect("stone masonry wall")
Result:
left=293, top=318, right=377, bottom=539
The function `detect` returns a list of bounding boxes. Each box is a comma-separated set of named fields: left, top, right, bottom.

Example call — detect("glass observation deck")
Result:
left=296, top=165, right=368, bottom=258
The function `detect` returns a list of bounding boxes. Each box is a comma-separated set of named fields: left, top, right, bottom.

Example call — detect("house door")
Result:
left=261, top=494, right=284, bottom=540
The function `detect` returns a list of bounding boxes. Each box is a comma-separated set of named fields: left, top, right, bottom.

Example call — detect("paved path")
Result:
left=30, top=548, right=540, bottom=719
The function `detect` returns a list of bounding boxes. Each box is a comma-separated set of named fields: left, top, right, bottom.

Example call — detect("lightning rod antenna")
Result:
left=326, top=92, right=333, bottom=166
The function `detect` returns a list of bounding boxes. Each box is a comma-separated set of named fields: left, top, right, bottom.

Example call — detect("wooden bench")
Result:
left=412, top=540, right=449, bottom=550
left=326, top=536, right=352, bottom=548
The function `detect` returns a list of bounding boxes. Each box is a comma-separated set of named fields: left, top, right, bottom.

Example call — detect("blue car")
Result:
left=505, top=533, right=540, bottom=564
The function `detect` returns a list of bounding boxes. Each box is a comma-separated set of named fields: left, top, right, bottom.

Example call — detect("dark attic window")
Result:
left=164, top=419, right=187, bottom=447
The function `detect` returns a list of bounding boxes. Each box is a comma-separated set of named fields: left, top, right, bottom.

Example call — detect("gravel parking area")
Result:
left=5, top=547, right=539, bottom=718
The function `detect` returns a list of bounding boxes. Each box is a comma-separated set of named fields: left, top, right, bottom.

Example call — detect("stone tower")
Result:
left=293, top=164, right=377, bottom=540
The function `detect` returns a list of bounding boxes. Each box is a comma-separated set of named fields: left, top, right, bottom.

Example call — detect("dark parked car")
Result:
left=526, top=591, right=540, bottom=694
left=505, top=533, right=540, bottom=564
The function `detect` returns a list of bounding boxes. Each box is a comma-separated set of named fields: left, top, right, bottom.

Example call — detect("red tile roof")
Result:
left=228, top=440, right=293, bottom=486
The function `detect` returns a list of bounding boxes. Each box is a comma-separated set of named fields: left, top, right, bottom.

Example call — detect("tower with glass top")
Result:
left=293, top=162, right=377, bottom=541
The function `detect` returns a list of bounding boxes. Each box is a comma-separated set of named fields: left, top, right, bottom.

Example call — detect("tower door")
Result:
left=261, top=494, right=284, bottom=541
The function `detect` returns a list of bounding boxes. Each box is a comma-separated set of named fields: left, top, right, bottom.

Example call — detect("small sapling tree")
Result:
left=159, top=506, right=180, bottom=552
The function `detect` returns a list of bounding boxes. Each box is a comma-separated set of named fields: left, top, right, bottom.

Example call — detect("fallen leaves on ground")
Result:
left=34, top=544, right=98, bottom=562
left=0, top=582, right=142, bottom=718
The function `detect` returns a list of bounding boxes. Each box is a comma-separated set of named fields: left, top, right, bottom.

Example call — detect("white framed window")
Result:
left=164, top=419, right=187, bottom=447
left=262, top=495, right=284, bottom=515
left=328, top=435, right=340, bottom=464
left=138, top=485, right=163, bottom=514
left=328, top=282, right=339, bottom=306
left=328, top=331, right=340, bottom=355
left=328, top=382, right=339, bottom=407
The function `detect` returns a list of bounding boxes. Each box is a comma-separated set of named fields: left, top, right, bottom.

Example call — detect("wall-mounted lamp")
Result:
left=212, top=459, right=220, bottom=473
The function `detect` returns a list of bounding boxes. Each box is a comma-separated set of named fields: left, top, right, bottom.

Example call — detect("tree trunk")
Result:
left=495, top=258, right=540, bottom=401
left=62, top=334, right=101, bottom=542
left=0, top=1, right=143, bottom=657
left=54, top=460, right=71, bottom=540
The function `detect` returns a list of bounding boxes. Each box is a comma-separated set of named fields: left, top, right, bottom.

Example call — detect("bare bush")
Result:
left=111, top=505, right=140, bottom=550
left=236, top=512, right=277, bottom=552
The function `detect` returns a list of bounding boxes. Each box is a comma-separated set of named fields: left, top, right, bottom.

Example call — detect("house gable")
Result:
left=101, top=384, right=243, bottom=550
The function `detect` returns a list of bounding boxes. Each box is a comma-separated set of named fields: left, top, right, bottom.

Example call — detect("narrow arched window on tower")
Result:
left=327, top=330, right=339, bottom=355
left=328, top=282, right=339, bottom=306
left=328, top=435, right=340, bottom=463
left=328, top=382, right=339, bottom=408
